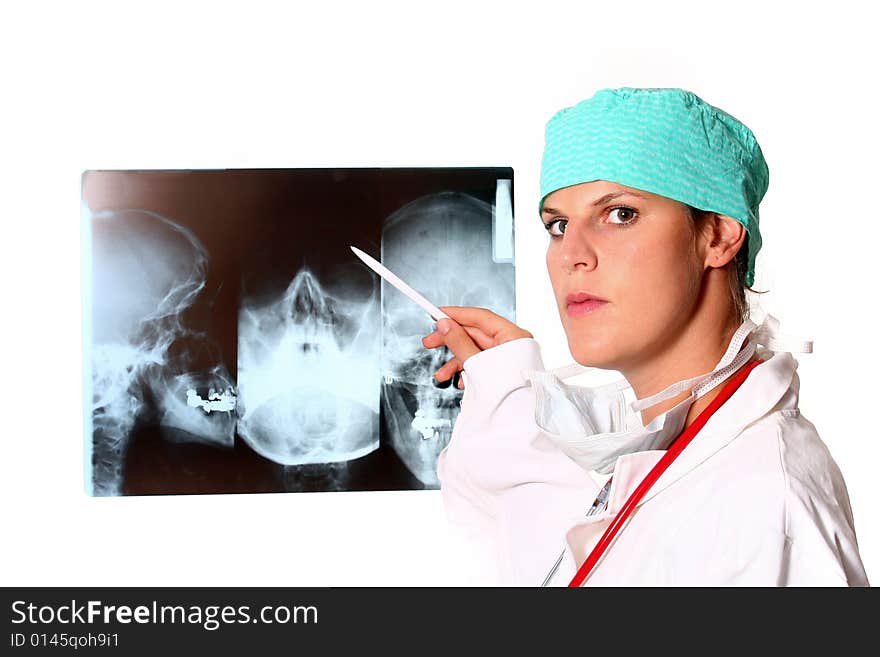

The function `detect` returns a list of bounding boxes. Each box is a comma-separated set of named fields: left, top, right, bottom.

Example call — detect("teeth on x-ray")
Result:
left=412, top=409, right=452, bottom=441
left=83, top=169, right=514, bottom=495
left=186, top=387, right=237, bottom=413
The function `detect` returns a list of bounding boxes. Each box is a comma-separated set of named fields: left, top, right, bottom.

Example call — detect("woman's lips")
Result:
left=567, top=299, right=608, bottom=318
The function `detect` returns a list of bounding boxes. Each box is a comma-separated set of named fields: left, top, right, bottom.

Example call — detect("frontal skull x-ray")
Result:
left=381, top=190, right=515, bottom=487
left=82, top=169, right=515, bottom=495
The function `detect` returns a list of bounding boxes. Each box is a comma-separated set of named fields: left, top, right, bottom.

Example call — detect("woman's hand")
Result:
left=421, top=306, right=534, bottom=390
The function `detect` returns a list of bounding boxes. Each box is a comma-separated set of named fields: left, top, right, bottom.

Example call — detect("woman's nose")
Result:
left=555, top=223, right=598, bottom=272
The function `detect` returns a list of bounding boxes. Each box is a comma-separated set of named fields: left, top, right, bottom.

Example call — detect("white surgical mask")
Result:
left=520, top=314, right=813, bottom=474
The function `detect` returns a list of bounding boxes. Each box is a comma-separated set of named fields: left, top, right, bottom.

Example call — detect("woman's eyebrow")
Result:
left=541, top=190, right=648, bottom=215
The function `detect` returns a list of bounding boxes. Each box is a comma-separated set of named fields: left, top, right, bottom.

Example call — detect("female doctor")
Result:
left=424, top=87, right=869, bottom=586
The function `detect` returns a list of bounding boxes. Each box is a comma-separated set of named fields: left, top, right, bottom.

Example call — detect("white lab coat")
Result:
left=436, top=337, right=869, bottom=586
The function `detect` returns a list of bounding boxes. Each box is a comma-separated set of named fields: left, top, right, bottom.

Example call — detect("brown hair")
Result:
left=686, top=206, right=768, bottom=325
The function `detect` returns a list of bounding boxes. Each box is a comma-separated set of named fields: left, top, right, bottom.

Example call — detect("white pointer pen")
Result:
left=350, top=246, right=450, bottom=321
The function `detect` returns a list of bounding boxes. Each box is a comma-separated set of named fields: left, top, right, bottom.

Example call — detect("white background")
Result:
left=1, top=1, right=876, bottom=586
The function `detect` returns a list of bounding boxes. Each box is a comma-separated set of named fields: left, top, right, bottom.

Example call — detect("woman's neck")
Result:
left=624, top=315, right=748, bottom=429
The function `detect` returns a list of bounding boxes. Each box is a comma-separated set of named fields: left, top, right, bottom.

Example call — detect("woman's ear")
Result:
left=703, top=213, right=747, bottom=270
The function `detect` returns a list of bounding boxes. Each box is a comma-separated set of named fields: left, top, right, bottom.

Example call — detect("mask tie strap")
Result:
left=548, top=362, right=596, bottom=379
left=750, top=314, right=813, bottom=354
left=518, top=360, right=597, bottom=384
left=691, top=314, right=813, bottom=398
left=630, top=318, right=758, bottom=412
left=631, top=314, right=814, bottom=412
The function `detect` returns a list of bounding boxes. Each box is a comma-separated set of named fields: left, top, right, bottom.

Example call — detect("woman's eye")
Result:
left=608, top=206, right=637, bottom=225
left=543, top=207, right=636, bottom=236
left=544, top=219, right=568, bottom=237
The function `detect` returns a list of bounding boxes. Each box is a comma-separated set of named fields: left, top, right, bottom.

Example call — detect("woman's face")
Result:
left=543, top=180, right=705, bottom=371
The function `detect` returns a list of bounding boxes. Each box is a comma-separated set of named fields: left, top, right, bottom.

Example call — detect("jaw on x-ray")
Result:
left=83, top=169, right=515, bottom=495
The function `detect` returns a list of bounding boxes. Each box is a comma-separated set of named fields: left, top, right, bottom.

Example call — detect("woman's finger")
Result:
left=435, top=317, right=481, bottom=364
left=452, top=370, right=465, bottom=390
left=439, top=306, right=534, bottom=345
left=423, top=324, right=493, bottom=350
left=461, top=324, right=495, bottom=350
left=438, top=305, right=506, bottom=337
left=433, top=355, right=462, bottom=382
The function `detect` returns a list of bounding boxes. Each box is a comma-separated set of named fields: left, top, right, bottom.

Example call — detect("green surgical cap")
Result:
left=539, top=87, right=768, bottom=287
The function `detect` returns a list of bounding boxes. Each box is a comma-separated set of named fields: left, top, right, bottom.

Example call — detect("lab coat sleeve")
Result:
left=436, top=338, right=599, bottom=586
left=776, top=413, right=870, bottom=586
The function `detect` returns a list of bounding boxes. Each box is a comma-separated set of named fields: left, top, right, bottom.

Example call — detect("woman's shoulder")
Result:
left=765, top=410, right=851, bottom=510
left=692, top=410, right=869, bottom=585
left=730, top=408, right=850, bottom=509
left=770, top=412, right=869, bottom=585
left=696, top=408, right=851, bottom=535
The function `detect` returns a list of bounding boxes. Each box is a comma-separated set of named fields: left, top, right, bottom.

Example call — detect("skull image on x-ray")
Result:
left=87, top=207, right=237, bottom=496
left=237, top=266, right=381, bottom=476
left=84, top=168, right=514, bottom=495
left=381, top=190, right=515, bottom=487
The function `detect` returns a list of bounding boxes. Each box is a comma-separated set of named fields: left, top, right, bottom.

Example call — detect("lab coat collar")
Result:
left=560, top=345, right=803, bottom=581
left=605, top=347, right=799, bottom=512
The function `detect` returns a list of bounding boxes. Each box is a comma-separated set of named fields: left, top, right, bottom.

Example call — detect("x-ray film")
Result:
left=81, top=168, right=516, bottom=495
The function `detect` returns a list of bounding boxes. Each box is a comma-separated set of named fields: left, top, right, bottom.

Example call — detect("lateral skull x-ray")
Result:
left=88, top=208, right=237, bottom=496
left=82, top=169, right=515, bottom=495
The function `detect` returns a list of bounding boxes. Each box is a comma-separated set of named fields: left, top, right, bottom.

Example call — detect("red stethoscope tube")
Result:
left=568, top=357, right=765, bottom=587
